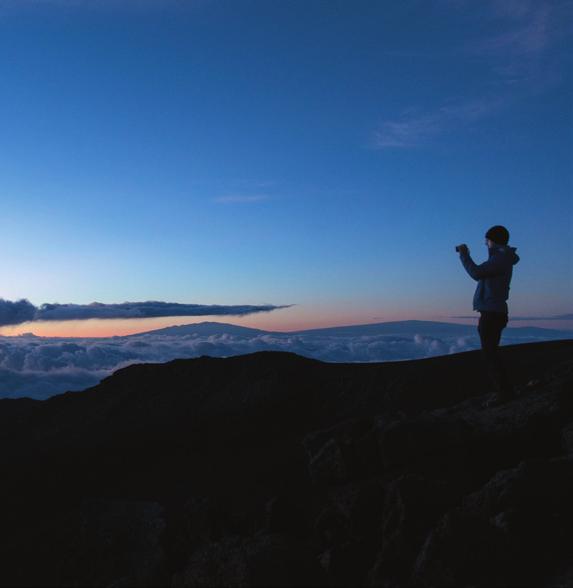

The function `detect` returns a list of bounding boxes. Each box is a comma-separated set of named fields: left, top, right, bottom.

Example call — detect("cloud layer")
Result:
left=453, top=314, right=573, bottom=321
left=1, top=322, right=569, bottom=399
left=0, top=299, right=289, bottom=326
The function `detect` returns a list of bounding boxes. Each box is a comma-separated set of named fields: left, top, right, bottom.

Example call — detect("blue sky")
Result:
left=0, top=0, right=571, bottom=335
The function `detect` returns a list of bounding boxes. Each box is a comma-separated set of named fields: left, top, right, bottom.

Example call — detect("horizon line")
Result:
left=2, top=316, right=572, bottom=339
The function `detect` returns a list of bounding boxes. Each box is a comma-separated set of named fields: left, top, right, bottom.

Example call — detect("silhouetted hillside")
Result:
left=0, top=340, right=572, bottom=587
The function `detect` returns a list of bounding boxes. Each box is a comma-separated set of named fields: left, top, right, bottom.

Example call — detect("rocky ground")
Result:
left=0, top=340, right=572, bottom=587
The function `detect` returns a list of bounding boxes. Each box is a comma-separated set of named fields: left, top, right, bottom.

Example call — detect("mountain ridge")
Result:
left=129, top=319, right=573, bottom=340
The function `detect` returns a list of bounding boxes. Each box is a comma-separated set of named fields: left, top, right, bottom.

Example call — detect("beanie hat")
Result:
left=485, top=225, right=510, bottom=245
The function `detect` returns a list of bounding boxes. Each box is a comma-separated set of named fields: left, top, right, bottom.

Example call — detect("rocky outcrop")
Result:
left=309, top=356, right=573, bottom=587
left=413, top=457, right=573, bottom=587
left=0, top=341, right=571, bottom=587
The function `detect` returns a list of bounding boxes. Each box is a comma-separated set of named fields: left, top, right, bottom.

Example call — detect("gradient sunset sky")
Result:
left=1, top=0, right=571, bottom=337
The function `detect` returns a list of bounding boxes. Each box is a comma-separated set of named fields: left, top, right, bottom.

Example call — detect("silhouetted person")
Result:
left=457, top=225, right=520, bottom=407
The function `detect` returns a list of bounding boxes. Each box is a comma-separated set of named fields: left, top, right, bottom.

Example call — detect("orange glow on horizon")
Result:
left=0, top=301, right=573, bottom=338
left=0, top=305, right=422, bottom=337
left=1, top=305, right=569, bottom=338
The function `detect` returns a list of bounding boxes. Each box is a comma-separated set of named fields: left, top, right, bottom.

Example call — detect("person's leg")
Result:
left=493, top=313, right=512, bottom=399
left=478, top=312, right=513, bottom=401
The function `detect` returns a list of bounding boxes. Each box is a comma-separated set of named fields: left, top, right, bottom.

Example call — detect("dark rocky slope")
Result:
left=0, top=340, right=572, bottom=587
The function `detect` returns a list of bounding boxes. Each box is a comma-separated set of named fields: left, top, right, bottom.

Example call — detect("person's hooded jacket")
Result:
left=460, top=245, right=520, bottom=313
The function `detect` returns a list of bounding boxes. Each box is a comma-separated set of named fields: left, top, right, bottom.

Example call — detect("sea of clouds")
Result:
left=0, top=329, right=485, bottom=399
left=2, top=320, right=571, bottom=399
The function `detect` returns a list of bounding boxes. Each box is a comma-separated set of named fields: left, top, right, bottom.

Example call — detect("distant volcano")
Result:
left=131, top=320, right=269, bottom=337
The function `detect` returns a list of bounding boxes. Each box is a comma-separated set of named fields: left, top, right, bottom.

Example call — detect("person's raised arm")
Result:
left=457, top=245, right=505, bottom=280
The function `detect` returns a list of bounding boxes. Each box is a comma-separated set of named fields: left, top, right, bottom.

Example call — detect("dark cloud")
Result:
left=36, top=301, right=290, bottom=321
left=0, top=300, right=291, bottom=326
left=0, top=299, right=37, bottom=326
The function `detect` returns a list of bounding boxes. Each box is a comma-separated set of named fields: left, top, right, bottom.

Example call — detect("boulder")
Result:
left=303, top=418, right=378, bottom=485
left=376, top=415, right=473, bottom=471
left=562, top=421, right=573, bottom=455
left=172, top=532, right=324, bottom=587
left=367, top=474, right=460, bottom=586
